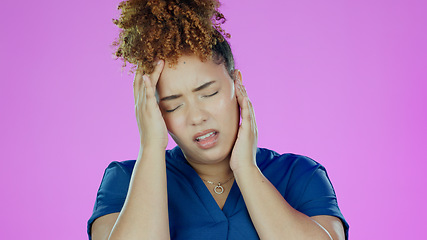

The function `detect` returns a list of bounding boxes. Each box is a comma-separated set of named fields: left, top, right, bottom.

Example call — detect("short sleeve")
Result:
left=86, top=161, right=134, bottom=239
left=289, top=157, right=349, bottom=239
left=257, top=150, right=349, bottom=239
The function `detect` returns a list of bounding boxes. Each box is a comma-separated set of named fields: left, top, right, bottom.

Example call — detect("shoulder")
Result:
left=105, top=160, right=136, bottom=173
left=256, top=148, right=324, bottom=178
left=87, top=160, right=136, bottom=237
left=256, top=148, right=333, bottom=207
left=100, top=160, right=136, bottom=187
left=93, top=160, right=137, bottom=204
left=258, top=148, right=349, bottom=238
left=99, top=147, right=182, bottom=186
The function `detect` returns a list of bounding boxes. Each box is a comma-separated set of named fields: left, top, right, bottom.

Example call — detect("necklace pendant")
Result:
left=214, top=184, right=224, bottom=194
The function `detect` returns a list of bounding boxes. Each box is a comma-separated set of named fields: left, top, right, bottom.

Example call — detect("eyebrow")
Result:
left=192, top=80, right=216, bottom=92
left=159, top=80, right=216, bottom=102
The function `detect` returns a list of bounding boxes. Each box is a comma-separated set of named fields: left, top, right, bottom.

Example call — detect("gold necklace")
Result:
left=201, top=176, right=234, bottom=194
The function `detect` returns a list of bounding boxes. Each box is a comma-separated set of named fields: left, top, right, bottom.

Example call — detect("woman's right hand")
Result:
left=93, top=61, right=170, bottom=240
left=133, top=60, right=168, bottom=149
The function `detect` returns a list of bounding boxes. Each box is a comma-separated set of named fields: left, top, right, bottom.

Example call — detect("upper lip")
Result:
left=193, top=129, right=217, bottom=141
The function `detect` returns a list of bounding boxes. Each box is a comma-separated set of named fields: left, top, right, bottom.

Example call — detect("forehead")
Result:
left=157, top=55, right=230, bottom=94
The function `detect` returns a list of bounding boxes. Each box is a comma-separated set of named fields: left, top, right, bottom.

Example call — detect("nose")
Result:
left=187, top=103, right=208, bottom=126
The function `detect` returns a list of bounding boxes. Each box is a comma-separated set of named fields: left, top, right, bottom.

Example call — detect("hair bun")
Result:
left=113, top=0, right=230, bottom=74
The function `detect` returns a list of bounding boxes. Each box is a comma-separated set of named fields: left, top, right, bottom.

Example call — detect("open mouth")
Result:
left=195, top=131, right=217, bottom=142
left=193, top=130, right=219, bottom=149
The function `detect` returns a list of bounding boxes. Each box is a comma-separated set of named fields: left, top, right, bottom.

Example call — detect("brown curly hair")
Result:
left=112, top=0, right=231, bottom=74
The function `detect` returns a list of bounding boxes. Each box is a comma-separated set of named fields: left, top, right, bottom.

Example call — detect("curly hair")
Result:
left=112, top=0, right=232, bottom=75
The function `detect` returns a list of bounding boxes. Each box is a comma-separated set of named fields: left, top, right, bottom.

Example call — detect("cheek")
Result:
left=163, top=114, right=185, bottom=137
left=214, top=94, right=239, bottom=122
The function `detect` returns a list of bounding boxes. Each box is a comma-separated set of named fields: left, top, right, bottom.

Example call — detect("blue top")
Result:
left=88, top=147, right=349, bottom=239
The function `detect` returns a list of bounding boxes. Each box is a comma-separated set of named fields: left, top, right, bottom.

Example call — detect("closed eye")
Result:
left=165, top=91, right=217, bottom=112
left=203, top=91, right=218, bottom=98
left=165, top=104, right=182, bottom=113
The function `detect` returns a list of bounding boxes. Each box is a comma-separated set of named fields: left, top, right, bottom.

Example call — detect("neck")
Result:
left=186, top=155, right=234, bottom=182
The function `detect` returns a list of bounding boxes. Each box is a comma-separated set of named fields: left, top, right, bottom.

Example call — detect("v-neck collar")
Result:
left=170, top=147, right=242, bottom=222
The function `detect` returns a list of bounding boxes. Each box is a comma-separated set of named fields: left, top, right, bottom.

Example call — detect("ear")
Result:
left=233, top=69, right=243, bottom=82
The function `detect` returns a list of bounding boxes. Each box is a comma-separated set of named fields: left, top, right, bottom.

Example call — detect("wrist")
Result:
left=138, top=144, right=166, bottom=159
left=233, top=164, right=260, bottom=181
left=140, top=137, right=167, bottom=150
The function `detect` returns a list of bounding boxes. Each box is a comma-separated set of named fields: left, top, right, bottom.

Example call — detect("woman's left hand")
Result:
left=229, top=74, right=258, bottom=173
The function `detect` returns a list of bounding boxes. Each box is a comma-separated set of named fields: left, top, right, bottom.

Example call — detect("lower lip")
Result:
left=195, top=132, right=219, bottom=149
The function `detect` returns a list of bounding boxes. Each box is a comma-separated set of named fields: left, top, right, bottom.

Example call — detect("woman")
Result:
left=88, top=0, right=349, bottom=239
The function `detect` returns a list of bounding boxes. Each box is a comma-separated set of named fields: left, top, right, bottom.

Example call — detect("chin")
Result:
left=175, top=139, right=233, bottom=165
left=170, top=124, right=238, bottom=163
left=199, top=147, right=232, bottom=164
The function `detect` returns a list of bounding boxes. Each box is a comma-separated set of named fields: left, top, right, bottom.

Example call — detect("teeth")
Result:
left=196, top=131, right=215, bottom=141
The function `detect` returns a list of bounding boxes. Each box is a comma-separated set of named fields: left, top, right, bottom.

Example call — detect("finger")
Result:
left=234, top=79, right=245, bottom=111
left=142, top=76, right=147, bottom=108
left=240, top=82, right=257, bottom=132
left=236, top=80, right=258, bottom=135
left=247, top=99, right=258, bottom=136
left=135, top=75, right=146, bottom=109
left=235, top=78, right=245, bottom=100
left=134, top=66, right=144, bottom=105
left=238, top=78, right=248, bottom=98
left=135, top=76, right=146, bottom=125
left=143, top=75, right=157, bottom=108
left=235, top=80, right=251, bottom=124
left=149, top=60, right=165, bottom=90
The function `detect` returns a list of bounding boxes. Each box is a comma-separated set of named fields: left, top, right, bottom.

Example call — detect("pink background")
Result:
left=1, top=0, right=426, bottom=239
